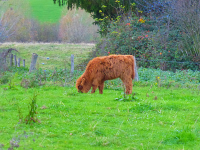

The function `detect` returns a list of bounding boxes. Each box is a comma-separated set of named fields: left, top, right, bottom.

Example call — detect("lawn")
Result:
left=0, top=82, right=200, bottom=149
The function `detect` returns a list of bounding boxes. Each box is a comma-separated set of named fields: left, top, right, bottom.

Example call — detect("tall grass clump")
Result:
left=24, top=92, right=39, bottom=124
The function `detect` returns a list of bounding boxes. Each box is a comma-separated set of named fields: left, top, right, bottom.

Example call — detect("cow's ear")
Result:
left=81, top=78, right=86, bottom=85
left=78, top=85, right=83, bottom=90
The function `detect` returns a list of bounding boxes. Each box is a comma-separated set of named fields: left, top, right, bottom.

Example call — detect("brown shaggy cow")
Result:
left=76, top=55, right=136, bottom=94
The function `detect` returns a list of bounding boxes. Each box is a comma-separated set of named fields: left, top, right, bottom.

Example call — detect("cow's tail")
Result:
left=132, top=56, right=138, bottom=81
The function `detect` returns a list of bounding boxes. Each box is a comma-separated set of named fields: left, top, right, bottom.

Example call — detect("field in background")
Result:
left=0, top=43, right=95, bottom=70
left=28, top=0, right=63, bottom=23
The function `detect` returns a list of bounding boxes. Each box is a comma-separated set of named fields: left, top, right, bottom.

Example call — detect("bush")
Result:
left=95, top=0, right=200, bottom=70
left=30, top=21, right=59, bottom=42
left=59, top=7, right=99, bottom=43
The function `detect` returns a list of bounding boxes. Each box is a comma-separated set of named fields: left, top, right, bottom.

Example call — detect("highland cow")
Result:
left=76, top=55, right=136, bottom=94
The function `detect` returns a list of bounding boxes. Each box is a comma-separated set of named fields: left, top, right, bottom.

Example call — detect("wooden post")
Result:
left=4, top=57, right=6, bottom=64
left=14, top=55, right=17, bottom=66
left=29, top=53, right=38, bottom=73
left=17, top=58, right=20, bottom=67
left=133, top=56, right=139, bottom=81
left=23, top=59, right=25, bottom=67
left=71, top=54, right=74, bottom=74
left=10, top=54, right=13, bottom=66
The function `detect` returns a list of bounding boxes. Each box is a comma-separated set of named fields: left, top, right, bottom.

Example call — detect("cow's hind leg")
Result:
left=121, top=77, right=133, bottom=95
left=98, top=82, right=104, bottom=94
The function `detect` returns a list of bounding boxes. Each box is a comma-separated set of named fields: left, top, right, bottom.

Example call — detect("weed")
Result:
left=0, top=73, right=9, bottom=84
left=7, top=73, right=18, bottom=90
left=115, top=87, right=139, bottom=102
left=24, top=92, right=40, bottom=124
left=17, top=106, right=23, bottom=123
left=115, top=93, right=139, bottom=102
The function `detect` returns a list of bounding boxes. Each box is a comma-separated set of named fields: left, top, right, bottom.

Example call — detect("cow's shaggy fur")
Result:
left=76, top=55, right=135, bottom=94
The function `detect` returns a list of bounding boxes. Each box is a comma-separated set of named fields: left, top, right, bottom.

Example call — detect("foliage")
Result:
left=95, top=0, right=200, bottom=70
left=171, top=0, right=200, bottom=64
left=53, top=0, right=135, bottom=22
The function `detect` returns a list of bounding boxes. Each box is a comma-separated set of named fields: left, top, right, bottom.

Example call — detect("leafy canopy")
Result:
left=53, top=0, right=135, bottom=20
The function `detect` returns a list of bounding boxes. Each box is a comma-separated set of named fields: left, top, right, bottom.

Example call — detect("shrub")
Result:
left=30, top=21, right=59, bottom=42
left=95, top=0, right=200, bottom=70
left=1, top=0, right=33, bottom=42
left=59, top=7, right=99, bottom=43
left=171, top=0, right=200, bottom=64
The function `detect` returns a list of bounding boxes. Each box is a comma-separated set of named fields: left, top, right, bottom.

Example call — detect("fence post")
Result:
left=23, top=59, right=25, bottom=67
left=17, top=58, right=20, bottom=67
left=14, top=55, right=17, bottom=66
left=10, top=54, right=13, bottom=66
left=133, top=56, right=139, bottom=81
left=29, top=53, right=38, bottom=73
left=71, top=54, right=74, bottom=74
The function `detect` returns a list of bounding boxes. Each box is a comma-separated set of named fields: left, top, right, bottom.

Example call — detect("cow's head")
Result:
left=76, top=76, right=91, bottom=93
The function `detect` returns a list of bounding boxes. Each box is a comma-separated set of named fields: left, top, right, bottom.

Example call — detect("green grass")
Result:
left=0, top=82, right=200, bottom=149
left=28, top=0, right=63, bottom=23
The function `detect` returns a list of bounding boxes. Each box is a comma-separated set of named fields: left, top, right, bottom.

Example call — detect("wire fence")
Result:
left=1, top=50, right=200, bottom=72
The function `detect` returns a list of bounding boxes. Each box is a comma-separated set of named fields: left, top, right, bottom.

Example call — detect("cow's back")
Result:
left=100, top=55, right=133, bottom=80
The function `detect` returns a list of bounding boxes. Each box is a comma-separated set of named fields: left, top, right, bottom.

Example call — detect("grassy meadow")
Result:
left=0, top=43, right=200, bottom=149
left=28, top=0, right=63, bottom=23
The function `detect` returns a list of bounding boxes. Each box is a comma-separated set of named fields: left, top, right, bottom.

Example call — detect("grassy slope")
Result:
left=28, top=0, right=63, bottom=23
left=0, top=84, right=200, bottom=149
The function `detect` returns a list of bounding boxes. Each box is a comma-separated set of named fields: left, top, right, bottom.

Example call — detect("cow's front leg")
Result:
left=91, top=85, right=98, bottom=93
left=98, top=82, right=104, bottom=94
left=91, top=80, right=99, bottom=93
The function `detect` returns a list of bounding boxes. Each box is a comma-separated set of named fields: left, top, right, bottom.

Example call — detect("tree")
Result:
left=53, top=0, right=135, bottom=21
